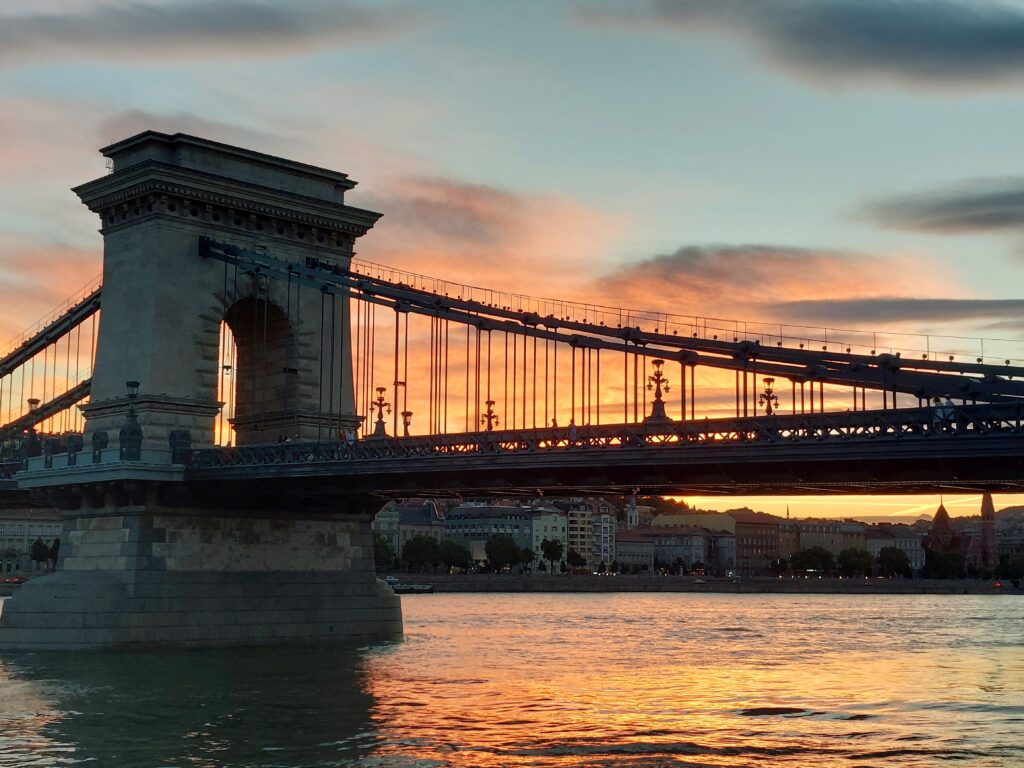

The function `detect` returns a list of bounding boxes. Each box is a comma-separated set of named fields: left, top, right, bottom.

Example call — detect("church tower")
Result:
left=979, top=493, right=998, bottom=571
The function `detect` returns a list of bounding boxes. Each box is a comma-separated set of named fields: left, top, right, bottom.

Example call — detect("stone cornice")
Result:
left=101, top=130, right=357, bottom=191
left=74, top=161, right=382, bottom=239
left=82, top=394, right=222, bottom=419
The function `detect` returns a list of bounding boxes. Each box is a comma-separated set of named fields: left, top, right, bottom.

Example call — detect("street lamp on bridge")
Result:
left=481, top=400, right=500, bottom=431
left=401, top=410, right=413, bottom=437
left=372, top=387, right=391, bottom=437
left=759, top=377, right=780, bottom=416
left=645, top=359, right=671, bottom=423
left=120, top=380, right=143, bottom=460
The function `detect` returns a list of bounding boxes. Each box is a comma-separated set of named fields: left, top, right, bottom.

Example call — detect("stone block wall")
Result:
left=0, top=506, right=402, bottom=650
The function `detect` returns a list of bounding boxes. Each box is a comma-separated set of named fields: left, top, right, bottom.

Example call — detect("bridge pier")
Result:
left=0, top=132, right=404, bottom=651
left=0, top=481, right=401, bottom=650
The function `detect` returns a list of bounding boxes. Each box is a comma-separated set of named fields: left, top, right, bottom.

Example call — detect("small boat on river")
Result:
left=384, top=576, right=434, bottom=594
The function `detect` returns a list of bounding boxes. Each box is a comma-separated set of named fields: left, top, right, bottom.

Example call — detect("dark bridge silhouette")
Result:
left=186, top=405, right=1024, bottom=500
left=5, top=234, right=1024, bottom=497
left=0, top=131, right=1021, bottom=649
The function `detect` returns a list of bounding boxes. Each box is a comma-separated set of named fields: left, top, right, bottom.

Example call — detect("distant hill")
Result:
left=997, top=506, right=1024, bottom=520
left=853, top=514, right=933, bottom=524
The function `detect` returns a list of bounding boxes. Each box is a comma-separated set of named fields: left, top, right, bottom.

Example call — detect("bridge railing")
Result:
left=21, top=447, right=179, bottom=473
left=0, top=274, right=101, bottom=364
left=190, top=402, right=1024, bottom=469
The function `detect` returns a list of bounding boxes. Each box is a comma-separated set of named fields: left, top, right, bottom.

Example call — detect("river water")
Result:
left=0, top=592, right=1021, bottom=767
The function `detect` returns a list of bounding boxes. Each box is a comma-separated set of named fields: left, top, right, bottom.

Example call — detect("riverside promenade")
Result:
left=395, top=574, right=1020, bottom=596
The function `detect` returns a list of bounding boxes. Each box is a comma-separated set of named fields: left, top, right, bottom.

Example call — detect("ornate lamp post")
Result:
left=758, top=376, right=780, bottom=416
left=645, top=359, right=672, bottom=423
left=401, top=410, right=413, bottom=437
left=372, top=387, right=391, bottom=437
left=119, top=380, right=143, bottom=460
left=23, top=398, right=42, bottom=458
left=481, top=399, right=500, bottom=431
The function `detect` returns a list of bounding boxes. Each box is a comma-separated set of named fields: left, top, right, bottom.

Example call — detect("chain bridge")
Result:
left=1, top=131, right=1022, bottom=649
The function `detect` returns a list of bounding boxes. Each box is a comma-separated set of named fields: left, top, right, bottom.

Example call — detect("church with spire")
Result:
left=966, top=493, right=999, bottom=573
left=923, top=493, right=1001, bottom=577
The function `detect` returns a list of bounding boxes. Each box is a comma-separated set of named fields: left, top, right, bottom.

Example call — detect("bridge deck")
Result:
left=186, top=404, right=1024, bottom=499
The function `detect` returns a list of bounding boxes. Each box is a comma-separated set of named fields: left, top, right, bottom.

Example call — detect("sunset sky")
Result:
left=3, top=0, right=1024, bottom=519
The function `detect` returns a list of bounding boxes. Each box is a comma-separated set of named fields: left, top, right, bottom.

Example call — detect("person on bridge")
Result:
left=942, top=395, right=956, bottom=432
left=932, top=397, right=945, bottom=433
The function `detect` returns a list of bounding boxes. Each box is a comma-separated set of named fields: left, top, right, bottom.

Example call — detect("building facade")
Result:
left=792, top=519, right=867, bottom=554
left=556, top=497, right=618, bottom=569
left=0, top=509, right=63, bottom=574
left=615, top=531, right=655, bottom=571
left=444, top=503, right=534, bottom=564
left=530, top=506, right=568, bottom=572
left=727, top=508, right=782, bottom=577
left=864, top=524, right=925, bottom=573
left=372, top=499, right=446, bottom=558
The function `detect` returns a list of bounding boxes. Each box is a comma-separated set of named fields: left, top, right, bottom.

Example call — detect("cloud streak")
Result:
left=775, top=297, right=1024, bottom=328
left=0, top=0, right=412, bottom=69
left=866, top=179, right=1024, bottom=234
left=358, top=175, right=622, bottom=293
left=591, top=244, right=942, bottom=316
left=581, top=0, right=1024, bottom=90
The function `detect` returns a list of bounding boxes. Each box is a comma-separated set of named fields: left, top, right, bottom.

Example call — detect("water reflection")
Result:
left=1, top=594, right=1021, bottom=767
left=0, top=645, right=379, bottom=767
left=364, top=594, right=1024, bottom=767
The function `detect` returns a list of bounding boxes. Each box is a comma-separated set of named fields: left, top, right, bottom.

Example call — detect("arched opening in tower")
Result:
left=216, top=321, right=237, bottom=446
left=219, top=297, right=298, bottom=446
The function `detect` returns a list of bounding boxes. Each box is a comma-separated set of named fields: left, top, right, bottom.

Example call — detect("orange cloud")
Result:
left=590, top=244, right=948, bottom=320
left=0, top=240, right=100, bottom=345
left=357, top=175, right=623, bottom=296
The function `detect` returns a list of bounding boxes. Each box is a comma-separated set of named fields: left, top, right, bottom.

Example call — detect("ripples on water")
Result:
left=0, top=593, right=1021, bottom=767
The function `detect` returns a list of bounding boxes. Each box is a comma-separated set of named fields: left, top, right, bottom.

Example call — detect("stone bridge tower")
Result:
left=0, top=133, right=401, bottom=651
left=74, top=131, right=380, bottom=448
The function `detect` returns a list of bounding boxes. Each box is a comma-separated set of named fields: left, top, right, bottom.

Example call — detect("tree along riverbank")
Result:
left=390, top=574, right=1021, bottom=595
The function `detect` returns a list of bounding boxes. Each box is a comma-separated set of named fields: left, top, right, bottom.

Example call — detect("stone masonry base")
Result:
left=0, top=507, right=403, bottom=650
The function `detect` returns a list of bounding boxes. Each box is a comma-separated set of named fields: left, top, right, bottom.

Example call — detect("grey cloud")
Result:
left=363, top=177, right=526, bottom=245
left=593, top=244, right=1021, bottom=333
left=0, top=0, right=412, bottom=68
left=866, top=179, right=1024, bottom=234
left=581, top=0, right=1024, bottom=89
left=772, top=297, right=1024, bottom=327
left=595, top=244, right=860, bottom=293
left=97, top=109, right=286, bottom=154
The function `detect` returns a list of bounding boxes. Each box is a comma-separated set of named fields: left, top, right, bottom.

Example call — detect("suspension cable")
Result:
left=553, top=340, right=558, bottom=426
left=393, top=307, right=401, bottom=437
left=623, top=347, right=628, bottom=423
left=404, top=311, right=410, bottom=429
left=475, top=325, right=481, bottom=428
left=512, top=330, right=518, bottom=429
left=443, top=317, right=449, bottom=434
left=633, top=349, right=639, bottom=423
left=318, top=288, right=326, bottom=442
left=532, top=336, right=538, bottom=429
left=328, top=290, right=337, bottom=438
left=571, top=344, right=576, bottom=424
